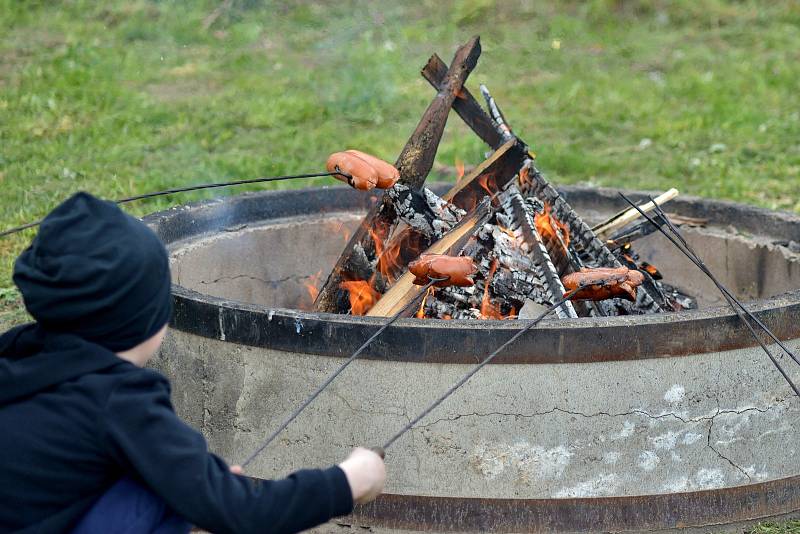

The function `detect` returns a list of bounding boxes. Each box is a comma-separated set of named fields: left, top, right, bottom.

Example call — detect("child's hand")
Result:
left=229, top=465, right=243, bottom=475
left=338, top=447, right=386, bottom=504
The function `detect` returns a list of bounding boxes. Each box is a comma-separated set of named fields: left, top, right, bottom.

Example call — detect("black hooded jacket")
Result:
left=0, top=324, right=353, bottom=533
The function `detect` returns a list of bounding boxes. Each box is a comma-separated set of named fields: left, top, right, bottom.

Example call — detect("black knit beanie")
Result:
left=13, top=192, right=172, bottom=352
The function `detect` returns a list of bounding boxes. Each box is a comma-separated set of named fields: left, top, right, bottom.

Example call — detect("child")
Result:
left=0, top=192, right=385, bottom=533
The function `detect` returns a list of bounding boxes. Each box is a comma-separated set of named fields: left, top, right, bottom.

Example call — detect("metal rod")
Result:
left=0, top=171, right=343, bottom=238
left=619, top=193, right=800, bottom=398
left=647, top=197, right=800, bottom=369
left=382, top=286, right=581, bottom=450
left=240, top=276, right=447, bottom=468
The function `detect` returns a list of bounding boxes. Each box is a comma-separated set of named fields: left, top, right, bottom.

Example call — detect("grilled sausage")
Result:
left=409, top=254, right=476, bottom=287
left=345, top=150, right=400, bottom=189
left=326, top=152, right=378, bottom=191
left=561, top=267, right=645, bottom=302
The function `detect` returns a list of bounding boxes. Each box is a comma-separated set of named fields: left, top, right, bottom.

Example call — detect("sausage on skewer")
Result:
left=561, top=266, right=645, bottom=302
left=409, top=254, right=477, bottom=288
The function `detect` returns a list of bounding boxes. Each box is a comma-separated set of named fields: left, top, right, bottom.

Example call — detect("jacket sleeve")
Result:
left=101, top=370, right=354, bottom=534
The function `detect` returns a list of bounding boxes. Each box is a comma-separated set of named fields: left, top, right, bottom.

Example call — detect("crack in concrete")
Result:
left=706, top=411, right=751, bottom=482
left=199, top=273, right=311, bottom=286
left=412, top=402, right=789, bottom=481
left=413, top=402, right=782, bottom=429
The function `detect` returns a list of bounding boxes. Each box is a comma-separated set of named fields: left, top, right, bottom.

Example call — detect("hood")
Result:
left=0, top=323, right=124, bottom=405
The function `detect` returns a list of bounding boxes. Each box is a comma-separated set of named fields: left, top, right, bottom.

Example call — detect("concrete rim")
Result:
left=146, top=185, right=800, bottom=363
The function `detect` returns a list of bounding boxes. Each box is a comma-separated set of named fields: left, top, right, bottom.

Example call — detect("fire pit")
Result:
left=148, top=37, right=800, bottom=531
left=147, top=184, right=800, bottom=532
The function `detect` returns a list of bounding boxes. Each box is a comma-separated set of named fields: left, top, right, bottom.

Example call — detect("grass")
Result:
left=1, top=1, right=799, bottom=327
left=0, top=2, right=799, bottom=530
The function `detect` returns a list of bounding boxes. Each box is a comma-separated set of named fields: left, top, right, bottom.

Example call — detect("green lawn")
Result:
left=2, top=0, right=799, bottom=326
left=1, top=1, right=800, bottom=530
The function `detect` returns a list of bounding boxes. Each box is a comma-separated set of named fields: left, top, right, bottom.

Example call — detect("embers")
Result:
left=314, top=39, right=693, bottom=319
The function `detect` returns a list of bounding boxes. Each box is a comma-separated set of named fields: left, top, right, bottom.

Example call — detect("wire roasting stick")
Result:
left=648, top=198, right=800, bottom=369
left=619, top=193, right=800, bottom=398
left=240, top=275, right=448, bottom=468
left=380, top=286, right=583, bottom=451
left=0, top=171, right=346, bottom=238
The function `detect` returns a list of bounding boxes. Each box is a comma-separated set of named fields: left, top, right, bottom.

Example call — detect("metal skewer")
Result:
left=240, top=275, right=448, bottom=468
left=619, top=193, right=800, bottom=398
left=0, top=170, right=346, bottom=238
left=380, top=286, right=583, bottom=451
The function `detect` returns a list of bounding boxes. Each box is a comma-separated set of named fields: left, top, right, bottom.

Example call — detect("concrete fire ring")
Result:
left=147, top=185, right=800, bottom=532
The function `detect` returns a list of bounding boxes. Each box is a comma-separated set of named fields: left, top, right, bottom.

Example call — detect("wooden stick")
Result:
left=422, top=53, right=504, bottom=150
left=367, top=201, right=491, bottom=317
left=375, top=139, right=525, bottom=282
left=314, top=37, right=482, bottom=313
left=592, top=188, right=679, bottom=239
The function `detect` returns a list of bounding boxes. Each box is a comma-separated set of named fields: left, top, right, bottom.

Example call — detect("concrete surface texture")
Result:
left=151, top=188, right=800, bottom=530
left=154, top=329, right=800, bottom=499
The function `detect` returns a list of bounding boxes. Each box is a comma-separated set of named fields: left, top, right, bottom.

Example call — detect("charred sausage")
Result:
left=344, top=150, right=399, bottom=189
left=409, top=254, right=477, bottom=287
left=561, top=267, right=645, bottom=302
left=326, top=152, right=378, bottom=191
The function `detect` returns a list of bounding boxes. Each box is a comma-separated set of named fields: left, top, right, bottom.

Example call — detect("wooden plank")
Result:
left=443, top=138, right=525, bottom=207
left=367, top=201, right=491, bottom=317
left=592, top=188, right=679, bottom=239
left=374, top=139, right=526, bottom=283
left=314, top=37, right=483, bottom=313
left=398, top=36, right=482, bottom=190
left=422, top=53, right=504, bottom=150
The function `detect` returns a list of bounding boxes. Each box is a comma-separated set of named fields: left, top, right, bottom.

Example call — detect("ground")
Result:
left=1, top=1, right=799, bottom=530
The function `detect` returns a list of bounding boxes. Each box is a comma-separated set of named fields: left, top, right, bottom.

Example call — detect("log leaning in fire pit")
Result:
left=314, top=37, right=483, bottom=313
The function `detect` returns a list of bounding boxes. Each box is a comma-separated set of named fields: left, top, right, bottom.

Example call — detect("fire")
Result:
left=455, top=159, right=465, bottom=182
left=478, top=173, right=497, bottom=197
left=340, top=279, right=380, bottom=315
left=477, top=258, right=518, bottom=320
left=416, top=287, right=434, bottom=319
left=304, top=270, right=323, bottom=304
left=518, top=166, right=530, bottom=188
left=534, top=204, right=570, bottom=252
left=498, top=226, right=516, bottom=239
left=479, top=259, right=504, bottom=319
left=369, top=226, right=403, bottom=284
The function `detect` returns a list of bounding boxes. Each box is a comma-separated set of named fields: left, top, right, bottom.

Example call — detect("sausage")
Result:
left=344, top=150, right=400, bottom=189
left=409, top=254, right=476, bottom=287
left=326, top=152, right=378, bottom=191
left=561, top=267, right=645, bottom=302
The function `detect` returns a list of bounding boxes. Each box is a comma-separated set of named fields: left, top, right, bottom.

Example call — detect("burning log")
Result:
left=422, top=54, right=504, bottom=150
left=386, top=185, right=465, bottom=240
left=367, top=199, right=492, bottom=317
left=314, top=37, right=483, bottom=313
left=479, top=84, right=514, bottom=143
left=504, top=187, right=578, bottom=318
left=518, top=159, right=665, bottom=315
left=313, top=37, right=698, bottom=321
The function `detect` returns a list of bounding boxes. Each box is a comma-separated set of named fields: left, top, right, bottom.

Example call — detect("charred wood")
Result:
left=421, top=54, right=504, bottom=150
left=315, top=37, right=482, bottom=313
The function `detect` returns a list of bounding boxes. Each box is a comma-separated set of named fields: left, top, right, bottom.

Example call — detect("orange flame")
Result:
left=455, top=159, right=465, bottom=182
left=534, top=204, right=570, bottom=252
left=369, top=226, right=403, bottom=284
left=498, top=226, right=516, bottom=239
left=416, top=287, right=434, bottom=319
left=518, top=166, right=531, bottom=188
left=478, top=173, right=497, bottom=197
left=304, top=270, right=323, bottom=305
left=477, top=258, right=518, bottom=320
left=340, top=279, right=380, bottom=315
left=479, top=259, right=504, bottom=319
